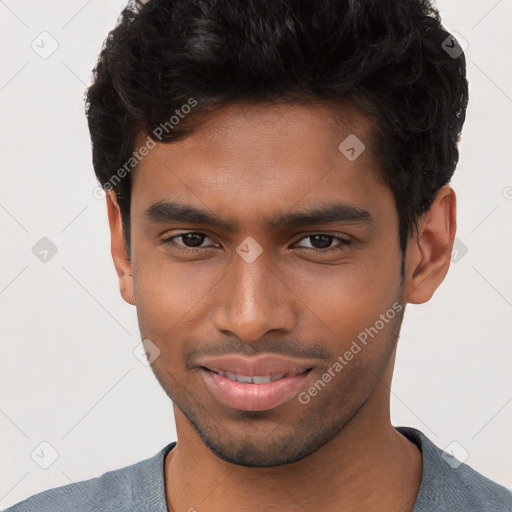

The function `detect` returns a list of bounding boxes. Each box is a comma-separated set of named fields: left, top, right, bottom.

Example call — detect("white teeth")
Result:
left=252, top=376, right=273, bottom=384
left=216, top=370, right=286, bottom=384
left=228, top=372, right=253, bottom=383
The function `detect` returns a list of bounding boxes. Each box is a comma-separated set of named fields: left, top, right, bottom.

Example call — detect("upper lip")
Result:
left=197, top=354, right=314, bottom=377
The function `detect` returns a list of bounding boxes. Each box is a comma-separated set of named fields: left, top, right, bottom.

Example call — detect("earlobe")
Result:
left=106, top=190, right=136, bottom=306
left=404, top=185, right=457, bottom=304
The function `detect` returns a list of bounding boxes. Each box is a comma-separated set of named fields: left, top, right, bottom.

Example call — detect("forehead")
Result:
left=130, top=101, right=389, bottom=223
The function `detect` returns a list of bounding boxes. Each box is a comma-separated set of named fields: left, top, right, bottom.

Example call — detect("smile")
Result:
left=201, top=366, right=312, bottom=412
left=209, top=370, right=288, bottom=384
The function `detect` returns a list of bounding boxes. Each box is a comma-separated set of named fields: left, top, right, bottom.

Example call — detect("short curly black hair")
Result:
left=85, top=0, right=468, bottom=258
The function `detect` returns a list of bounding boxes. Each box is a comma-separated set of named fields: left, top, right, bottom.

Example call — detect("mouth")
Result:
left=197, top=354, right=314, bottom=411
left=197, top=353, right=314, bottom=378
left=204, top=368, right=310, bottom=384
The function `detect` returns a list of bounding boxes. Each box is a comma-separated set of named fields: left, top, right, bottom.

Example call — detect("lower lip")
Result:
left=201, top=369, right=311, bottom=411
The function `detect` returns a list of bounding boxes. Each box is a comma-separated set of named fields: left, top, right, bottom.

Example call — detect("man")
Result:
left=6, top=0, right=512, bottom=511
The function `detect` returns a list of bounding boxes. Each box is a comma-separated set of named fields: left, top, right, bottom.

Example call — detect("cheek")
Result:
left=132, top=252, right=224, bottom=335
left=287, top=252, right=400, bottom=325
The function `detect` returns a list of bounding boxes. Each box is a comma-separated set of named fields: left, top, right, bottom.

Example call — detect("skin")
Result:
left=106, top=101, right=456, bottom=512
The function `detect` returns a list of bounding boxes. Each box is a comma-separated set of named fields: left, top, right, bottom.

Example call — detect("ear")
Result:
left=106, top=190, right=136, bottom=305
left=404, top=185, right=457, bottom=304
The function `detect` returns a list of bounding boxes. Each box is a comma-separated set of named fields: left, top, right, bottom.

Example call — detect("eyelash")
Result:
left=163, top=232, right=351, bottom=254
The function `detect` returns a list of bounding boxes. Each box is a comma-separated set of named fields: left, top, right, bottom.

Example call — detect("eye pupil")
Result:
left=310, top=234, right=332, bottom=249
left=182, top=233, right=205, bottom=247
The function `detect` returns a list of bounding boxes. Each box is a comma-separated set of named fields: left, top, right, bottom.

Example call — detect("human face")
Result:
left=114, top=102, right=405, bottom=466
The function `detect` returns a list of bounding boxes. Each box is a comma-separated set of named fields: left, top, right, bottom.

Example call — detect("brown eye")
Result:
left=164, top=232, right=219, bottom=250
left=296, top=234, right=351, bottom=251
left=178, top=233, right=206, bottom=247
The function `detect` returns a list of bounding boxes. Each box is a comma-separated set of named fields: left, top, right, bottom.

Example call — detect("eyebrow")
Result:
left=144, top=200, right=374, bottom=232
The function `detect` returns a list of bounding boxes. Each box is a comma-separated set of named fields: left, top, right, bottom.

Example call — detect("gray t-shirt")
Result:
left=5, top=427, right=512, bottom=511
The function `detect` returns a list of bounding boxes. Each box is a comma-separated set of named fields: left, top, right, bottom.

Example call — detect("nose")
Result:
left=212, top=250, right=296, bottom=342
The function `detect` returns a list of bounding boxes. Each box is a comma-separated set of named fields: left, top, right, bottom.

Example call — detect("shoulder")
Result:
left=396, top=426, right=512, bottom=511
left=4, top=442, right=176, bottom=512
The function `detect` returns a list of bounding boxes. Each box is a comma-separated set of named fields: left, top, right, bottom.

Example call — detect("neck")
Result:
left=164, top=384, right=422, bottom=512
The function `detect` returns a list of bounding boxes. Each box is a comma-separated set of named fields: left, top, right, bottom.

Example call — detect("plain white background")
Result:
left=0, top=0, right=511, bottom=508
